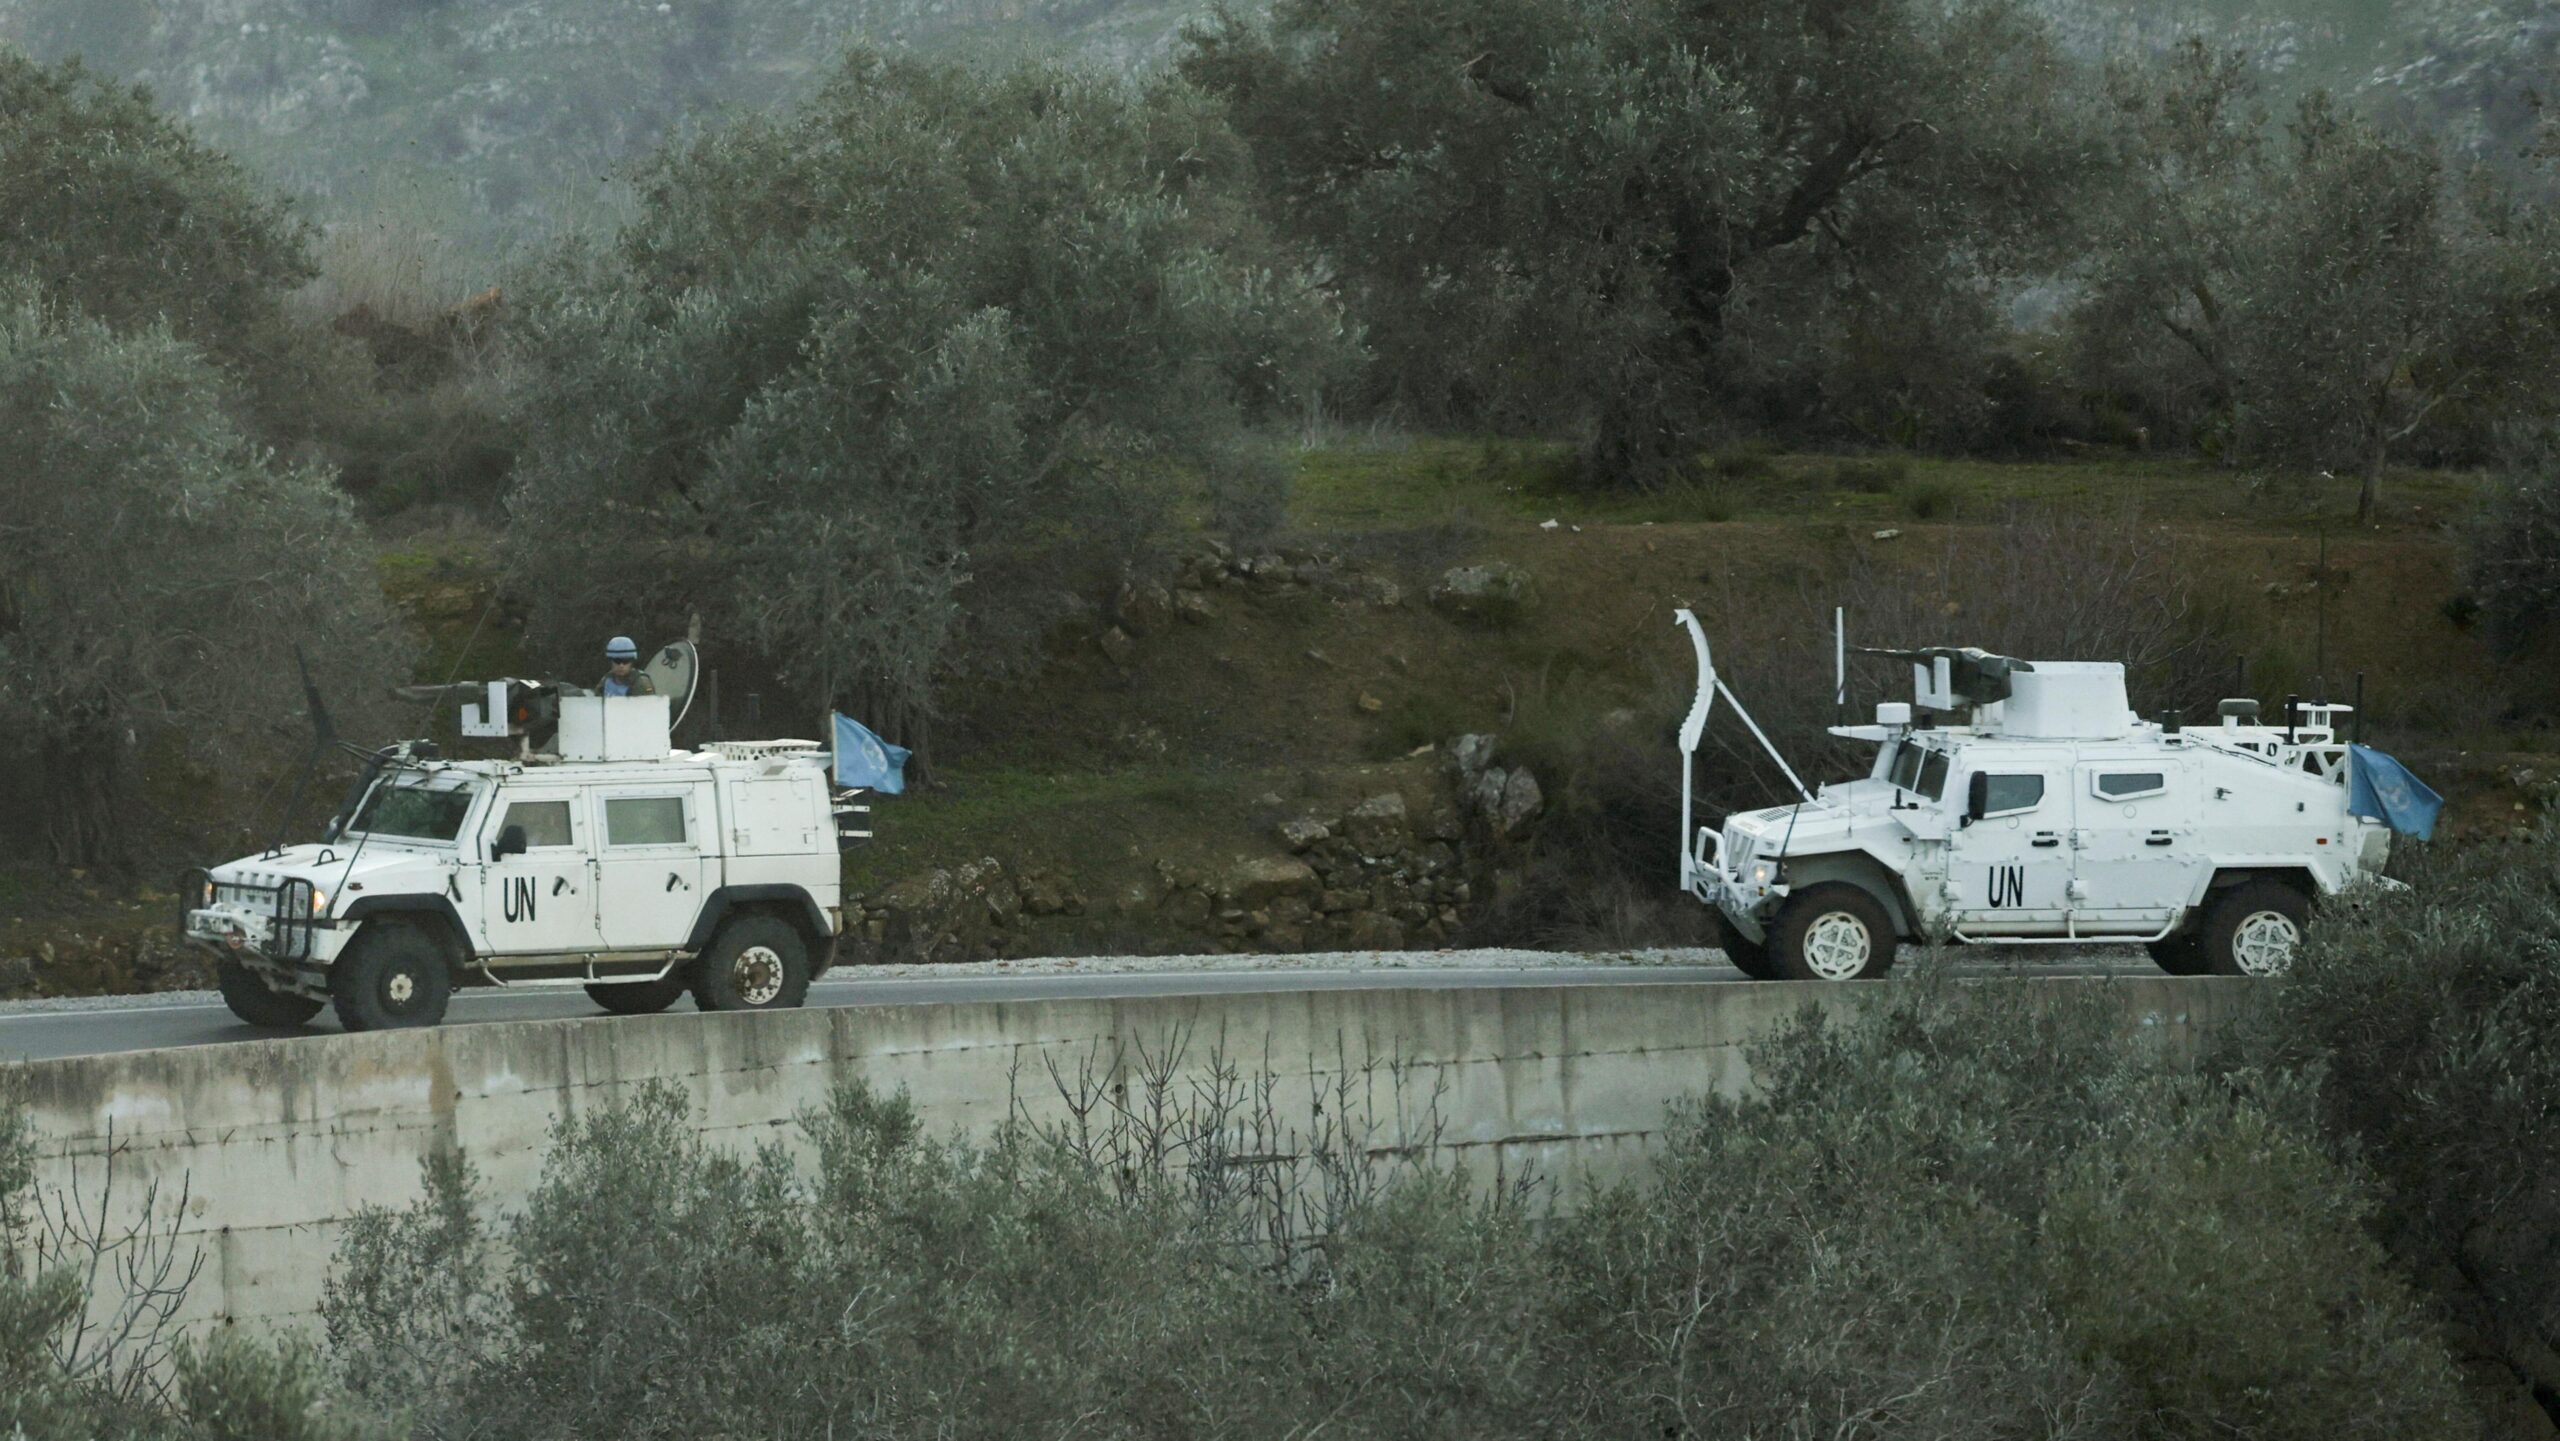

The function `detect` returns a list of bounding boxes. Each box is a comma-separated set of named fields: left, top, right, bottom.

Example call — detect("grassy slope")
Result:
left=0, top=441, right=2530, bottom=981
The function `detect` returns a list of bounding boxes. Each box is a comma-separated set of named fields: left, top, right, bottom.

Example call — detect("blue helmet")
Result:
left=605, top=636, right=639, bottom=661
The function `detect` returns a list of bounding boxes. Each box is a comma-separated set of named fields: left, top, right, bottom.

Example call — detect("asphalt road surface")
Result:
left=0, top=948, right=2159, bottom=1066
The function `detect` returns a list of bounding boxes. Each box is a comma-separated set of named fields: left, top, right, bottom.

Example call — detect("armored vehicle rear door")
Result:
left=2071, top=763, right=2203, bottom=931
left=592, top=783, right=711, bottom=951
left=1946, top=763, right=2072, bottom=934
left=720, top=777, right=827, bottom=857
left=480, top=789, right=603, bottom=956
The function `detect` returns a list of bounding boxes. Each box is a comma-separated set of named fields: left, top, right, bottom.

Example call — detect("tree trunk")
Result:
left=1583, top=384, right=1695, bottom=493
left=2358, top=438, right=2386, bottom=524
left=42, top=729, right=129, bottom=874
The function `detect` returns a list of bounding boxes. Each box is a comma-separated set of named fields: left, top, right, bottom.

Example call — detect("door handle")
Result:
left=2031, top=836, right=2061, bottom=849
left=2145, top=835, right=2175, bottom=847
left=665, top=873, right=690, bottom=892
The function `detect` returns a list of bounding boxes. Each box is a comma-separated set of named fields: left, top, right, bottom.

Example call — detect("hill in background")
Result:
left=1, top=0, right=2546, bottom=246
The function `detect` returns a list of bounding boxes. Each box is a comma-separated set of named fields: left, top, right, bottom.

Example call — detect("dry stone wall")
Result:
left=842, top=736, right=1543, bottom=964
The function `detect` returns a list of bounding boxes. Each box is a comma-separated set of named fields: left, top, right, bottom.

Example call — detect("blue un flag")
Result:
left=2348, top=745, right=2442, bottom=842
left=832, top=713, right=912, bottom=795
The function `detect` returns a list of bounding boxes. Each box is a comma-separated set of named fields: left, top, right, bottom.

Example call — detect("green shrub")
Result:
left=305, top=976, right=2494, bottom=1440
left=1545, top=981, right=2476, bottom=1441
left=1367, top=688, right=1475, bottom=760
left=2224, top=833, right=2560, bottom=1432
left=1651, top=475, right=1740, bottom=522
left=1829, top=454, right=1910, bottom=491
left=2042, top=1096, right=2470, bottom=1440
left=1710, top=442, right=1782, bottom=481
left=1895, top=474, right=1959, bottom=518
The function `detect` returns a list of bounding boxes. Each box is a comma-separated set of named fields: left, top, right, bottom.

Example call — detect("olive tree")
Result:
left=503, top=51, right=1348, bottom=751
left=0, top=51, right=345, bottom=445
left=2076, top=46, right=2560, bottom=517
left=0, top=291, right=410, bottom=870
left=1181, top=0, right=2105, bottom=485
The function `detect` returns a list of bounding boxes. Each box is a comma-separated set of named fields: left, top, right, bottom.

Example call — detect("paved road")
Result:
left=0, top=950, right=2158, bottom=1066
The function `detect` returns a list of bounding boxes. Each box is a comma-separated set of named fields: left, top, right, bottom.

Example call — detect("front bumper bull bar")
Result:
left=177, top=866, right=333, bottom=978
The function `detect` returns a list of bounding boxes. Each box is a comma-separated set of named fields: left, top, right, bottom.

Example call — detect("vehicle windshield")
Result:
left=1890, top=741, right=1950, bottom=801
left=346, top=775, right=479, bottom=842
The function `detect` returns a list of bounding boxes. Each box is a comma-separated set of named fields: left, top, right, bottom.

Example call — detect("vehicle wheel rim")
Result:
left=1801, top=913, right=1872, bottom=981
left=387, top=971, right=416, bottom=1006
left=2231, top=911, right=2299, bottom=975
left=732, top=946, right=785, bottom=1006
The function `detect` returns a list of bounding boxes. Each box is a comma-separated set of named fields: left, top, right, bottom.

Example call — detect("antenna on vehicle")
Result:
left=261, top=647, right=337, bottom=861
left=2313, top=527, right=2329, bottom=700
left=1834, top=606, right=1847, bottom=726
left=1679, top=606, right=1822, bottom=890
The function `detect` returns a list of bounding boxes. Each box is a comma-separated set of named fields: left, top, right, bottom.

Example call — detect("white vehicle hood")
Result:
left=1723, top=780, right=1903, bottom=859
left=211, top=841, right=453, bottom=897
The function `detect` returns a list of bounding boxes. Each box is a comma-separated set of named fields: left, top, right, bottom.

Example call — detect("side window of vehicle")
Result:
left=1916, top=749, right=1950, bottom=801
left=1978, top=774, right=2046, bottom=817
left=604, top=795, right=689, bottom=847
left=2092, top=771, right=2167, bottom=802
left=500, top=799, right=574, bottom=849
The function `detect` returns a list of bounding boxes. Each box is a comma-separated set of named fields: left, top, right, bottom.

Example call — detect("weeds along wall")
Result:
left=7, top=977, right=2255, bottom=1340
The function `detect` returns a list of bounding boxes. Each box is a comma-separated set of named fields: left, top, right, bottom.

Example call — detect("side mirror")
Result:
left=492, top=824, right=529, bottom=860
left=1963, top=772, right=1989, bottom=826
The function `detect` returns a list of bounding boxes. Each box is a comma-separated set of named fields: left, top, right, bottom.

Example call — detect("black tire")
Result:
left=2145, top=932, right=2210, bottom=977
left=691, top=915, right=811, bottom=1012
left=1709, top=909, right=1780, bottom=981
left=586, top=976, right=690, bottom=1015
left=330, top=925, right=455, bottom=1031
left=2199, top=880, right=2311, bottom=977
left=218, top=958, right=324, bottom=1029
left=1768, top=883, right=1898, bottom=982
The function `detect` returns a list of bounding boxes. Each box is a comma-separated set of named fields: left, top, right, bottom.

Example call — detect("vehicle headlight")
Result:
left=200, top=880, right=216, bottom=908
left=1750, top=862, right=1774, bottom=885
left=309, top=888, right=331, bottom=916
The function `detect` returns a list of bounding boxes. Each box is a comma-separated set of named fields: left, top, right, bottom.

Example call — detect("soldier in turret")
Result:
left=599, top=636, right=657, bottom=697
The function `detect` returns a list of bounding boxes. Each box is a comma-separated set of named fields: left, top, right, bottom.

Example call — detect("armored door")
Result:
left=479, top=790, right=602, bottom=957
left=2072, top=762, right=2203, bottom=931
left=591, top=785, right=710, bottom=951
left=1945, top=765, right=2072, bottom=935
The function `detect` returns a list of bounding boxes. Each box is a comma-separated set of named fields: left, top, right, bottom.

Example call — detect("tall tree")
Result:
left=2077, top=45, right=2560, bottom=518
left=0, top=291, right=409, bottom=870
left=1182, top=0, right=2105, bottom=485
left=503, top=52, right=1349, bottom=751
left=0, top=51, right=340, bottom=445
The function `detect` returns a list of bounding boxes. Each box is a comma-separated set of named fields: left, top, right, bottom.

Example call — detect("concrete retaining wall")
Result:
left=7, top=976, right=2255, bottom=1339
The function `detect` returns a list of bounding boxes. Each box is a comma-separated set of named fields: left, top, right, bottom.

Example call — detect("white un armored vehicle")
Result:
left=182, top=647, right=863, bottom=1031
left=1673, top=610, right=2434, bottom=982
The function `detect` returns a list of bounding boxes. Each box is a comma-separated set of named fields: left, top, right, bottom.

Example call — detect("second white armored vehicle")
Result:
left=1674, top=611, right=2434, bottom=981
